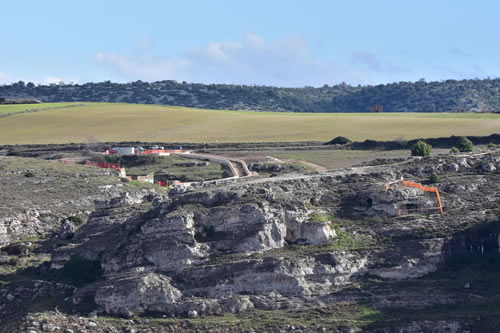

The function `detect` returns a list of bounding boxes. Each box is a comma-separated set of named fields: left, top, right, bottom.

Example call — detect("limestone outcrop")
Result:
left=2, top=151, right=499, bottom=332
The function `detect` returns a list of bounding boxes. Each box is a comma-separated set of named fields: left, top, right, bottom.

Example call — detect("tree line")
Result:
left=1, top=78, right=499, bottom=113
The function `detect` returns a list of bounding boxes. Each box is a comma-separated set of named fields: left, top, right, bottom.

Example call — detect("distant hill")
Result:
left=330, top=79, right=500, bottom=113
left=1, top=78, right=499, bottom=113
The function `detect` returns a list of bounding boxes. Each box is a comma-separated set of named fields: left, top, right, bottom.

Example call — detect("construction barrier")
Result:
left=60, top=158, right=76, bottom=164
left=105, top=148, right=182, bottom=155
left=142, top=149, right=181, bottom=155
left=86, top=160, right=121, bottom=171
left=157, top=180, right=182, bottom=187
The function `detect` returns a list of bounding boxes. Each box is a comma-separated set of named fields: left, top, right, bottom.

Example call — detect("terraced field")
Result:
left=0, top=102, right=498, bottom=144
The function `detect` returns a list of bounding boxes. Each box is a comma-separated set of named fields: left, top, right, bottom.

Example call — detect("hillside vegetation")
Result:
left=1, top=78, right=500, bottom=113
left=0, top=102, right=498, bottom=144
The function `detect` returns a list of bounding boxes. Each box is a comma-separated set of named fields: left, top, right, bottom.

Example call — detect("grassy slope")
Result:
left=0, top=156, right=119, bottom=217
left=270, top=148, right=454, bottom=169
left=0, top=102, right=499, bottom=144
left=0, top=102, right=83, bottom=115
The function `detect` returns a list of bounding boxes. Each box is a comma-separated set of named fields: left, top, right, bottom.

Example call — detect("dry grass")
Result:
left=269, top=148, right=452, bottom=169
left=0, top=102, right=83, bottom=115
left=217, top=148, right=451, bottom=170
left=0, top=102, right=498, bottom=144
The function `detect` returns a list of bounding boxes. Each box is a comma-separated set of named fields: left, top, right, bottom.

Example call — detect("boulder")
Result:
left=94, top=192, right=145, bottom=210
left=457, top=158, right=469, bottom=168
left=95, top=273, right=182, bottom=315
left=445, top=163, right=459, bottom=172
left=482, top=162, right=496, bottom=172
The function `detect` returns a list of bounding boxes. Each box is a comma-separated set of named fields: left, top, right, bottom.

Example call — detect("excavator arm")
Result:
left=401, top=180, right=443, bottom=213
left=386, top=179, right=443, bottom=213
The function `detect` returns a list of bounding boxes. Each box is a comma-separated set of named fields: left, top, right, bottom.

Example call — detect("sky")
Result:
left=1, top=0, right=499, bottom=87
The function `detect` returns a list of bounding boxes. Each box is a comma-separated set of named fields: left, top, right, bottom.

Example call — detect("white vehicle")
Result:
left=111, top=147, right=135, bottom=155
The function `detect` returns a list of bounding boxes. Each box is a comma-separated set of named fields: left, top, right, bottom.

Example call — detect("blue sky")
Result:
left=1, top=0, right=499, bottom=86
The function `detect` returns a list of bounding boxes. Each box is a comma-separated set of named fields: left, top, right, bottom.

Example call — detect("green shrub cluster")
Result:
left=67, top=215, right=85, bottom=225
left=429, top=172, right=440, bottom=183
left=457, top=136, right=474, bottom=152
left=308, top=212, right=332, bottom=223
left=326, top=136, right=351, bottom=145
left=411, top=140, right=432, bottom=156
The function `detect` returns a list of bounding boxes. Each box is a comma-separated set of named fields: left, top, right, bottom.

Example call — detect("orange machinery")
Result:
left=385, top=179, right=443, bottom=214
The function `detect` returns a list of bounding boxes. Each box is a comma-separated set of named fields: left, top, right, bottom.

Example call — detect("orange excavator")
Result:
left=385, top=178, right=443, bottom=215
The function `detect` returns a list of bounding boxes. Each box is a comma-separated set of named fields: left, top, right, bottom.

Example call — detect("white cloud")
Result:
left=350, top=51, right=408, bottom=74
left=0, top=72, right=79, bottom=85
left=94, top=52, right=105, bottom=62
left=95, top=33, right=370, bottom=86
left=447, top=48, right=471, bottom=58
left=133, top=36, right=153, bottom=50
left=0, top=72, right=23, bottom=85
left=43, top=76, right=64, bottom=84
left=40, top=76, right=80, bottom=85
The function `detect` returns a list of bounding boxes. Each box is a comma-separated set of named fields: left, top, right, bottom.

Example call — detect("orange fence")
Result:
left=60, top=158, right=76, bottom=164
left=105, top=149, right=182, bottom=155
left=157, top=180, right=182, bottom=187
left=86, top=160, right=121, bottom=171
left=142, top=149, right=181, bottom=154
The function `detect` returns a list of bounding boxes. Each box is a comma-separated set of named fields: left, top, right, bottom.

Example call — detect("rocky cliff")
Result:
left=1, top=151, right=500, bottom=332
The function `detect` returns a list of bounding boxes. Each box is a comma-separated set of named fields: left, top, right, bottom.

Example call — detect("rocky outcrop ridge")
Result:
left=2, top=151, right=495, bottom=331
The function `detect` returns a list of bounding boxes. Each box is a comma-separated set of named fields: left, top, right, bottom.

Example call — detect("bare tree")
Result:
left=85, top=135, right=100, bottom=153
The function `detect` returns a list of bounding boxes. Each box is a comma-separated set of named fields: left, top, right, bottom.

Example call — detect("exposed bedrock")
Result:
left=48, top=152, right=500, bottom=318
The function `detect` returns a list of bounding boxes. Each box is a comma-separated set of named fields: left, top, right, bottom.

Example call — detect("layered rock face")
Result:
left=46, top=152, right=500, bottom=324
left=54, top=180, right=347, bottom=316
left=95, top=273, right=182, bottom=315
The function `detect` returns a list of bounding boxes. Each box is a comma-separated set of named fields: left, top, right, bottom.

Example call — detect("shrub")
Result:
left=411, top=140, right=432, bottom=156
left=104, top=155, right=120, bottom=163
left=395, top=137, right=408, bottom=147
left=457, top=136, right=474, bottom=152
left=308, top=212, right=332, bottom=223
left=67, top=216, right=84, bottom=225
left=488, top=142, right=497, bottom=149
left=329, top=224, right=375, bottom=250
left=326, top=136, right=351, bottom=145
left=429, top=172, right=440, bottom=183
left=24, top=171, right=35, bottom=178
left=450, top=146, right=459, bottom=153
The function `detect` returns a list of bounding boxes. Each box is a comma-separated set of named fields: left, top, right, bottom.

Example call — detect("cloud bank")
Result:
left=95, top=33, right=371, bottom=87
left=0, top=72, right=79, bottom=85
left=350, top=51, right=408, bottom=74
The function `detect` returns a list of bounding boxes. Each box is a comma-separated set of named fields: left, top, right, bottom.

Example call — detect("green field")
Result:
left=0, top=102, right=84, bottom=115
left=0, top=102, right=499, bottom=144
